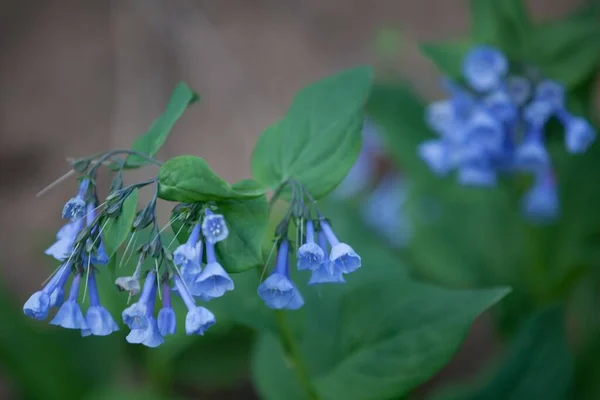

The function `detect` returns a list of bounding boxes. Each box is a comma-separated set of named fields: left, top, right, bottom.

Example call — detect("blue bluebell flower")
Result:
left=50, top=273, right=88, bottom=330
left=194, top=240, right=234, bottom=300
left=443, top=79, right=477, bottom=121
left=515, top=127, right=549, bottom=172
left=173, top=224, right=202, bottom=272
left=465, top=109, right=504, bottom=153
left=84, top=203, right=109, bottom=265
left=462, top=46, right=508, bottom=92
left=157, top=281, right=176, bottom=336
left=23, top=263, right=71, bottom=320
left=560, top=113, right=596, bottom=154
left=115, top=274, right=141, bottom=295
left=418, top=139, right=454, bottom=176
left=483, top=89, right=517, bottom=123
left=174, top=276, right=216, bottom=335
left=45, top=219, right=83, bottom=261
left=125, top=282, right=164, bottom=348
left=85, top=269, right=119, bottom=336
left=321, top=221, right=361, bottom=274
left=122, top=271, right=157, bottom=330
left=522, top=169, right=559, bottom=224
left=297, top=220, right=325, bottom=271
left=524, top=101, right=553, bottom=129
left=426, top=100, right=456, bottom=134
left=534, top=80, right=565, bottom=112
left=257, top=239, right=304, bottom=310
left=62, top=179, right=89, bottom=221
left=202, top=209, right=229, bottom=244
left=308, top=231, right=345, bottom=285
left=506, top=76, right=531, bottom=105
left=48, top=263, right=73, bottom=309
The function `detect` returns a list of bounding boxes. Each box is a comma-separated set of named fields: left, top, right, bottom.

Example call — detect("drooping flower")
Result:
left=173, top=224, right=202, bottom=272
left=418, top=139, right=455, bottom=176
left=522, top=169, right=559, bottom=224
left=308, top=231, right=345, bottom=285
left=297, top=220, right=325, bottom=271
left=84, top=202, right=109, bottom=266
left=48, top=263, right=74, bottom=309
left=157, top=281, right=176, bottom=336
left=257, top=239, right=304, bottom=310
left=174, top=275, right=216, bottom=335
left=23, top=263, right=71, bottom=320
left=45, top=219, right=83, bottom=261
left=122, top=271, right=157, bottom=330
left=85, top=268, right=119, bottom=336
left=534, top=80, right=565, bottom=112
left=320, top=221, right=361, bottom=275
left=50, top=273, right=88, bottom=330
left=462, top=46, right=508, bottom=92
left=62, top=179, right=89, bottom=221
left=202, top=209, right=229, bottom=244
left=125, top=281, right=164, bottom=348
left=194, top=240, right=234, bottom=300
left=560, top=113, right=596, bottom=154
left=515, top=127, right=549, bottom=172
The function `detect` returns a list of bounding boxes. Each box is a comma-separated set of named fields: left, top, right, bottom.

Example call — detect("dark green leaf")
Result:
left=158, top=155, right=266, bottom=202
left=420, top=38, right=473, bottom=80
left=103, top=188, right=139, bottom=257
left=126, top=82, right=199, bottom=167
left=251, top=67, right=373, bottom=199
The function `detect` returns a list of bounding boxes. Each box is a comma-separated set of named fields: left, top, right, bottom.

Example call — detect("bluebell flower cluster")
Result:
left=418, top=45, right=596, bottom=223
left=258, top=218, right=360, bottom=310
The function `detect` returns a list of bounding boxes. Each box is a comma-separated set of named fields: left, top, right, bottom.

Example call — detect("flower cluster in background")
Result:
left=418, top=45, right=597, bottom=223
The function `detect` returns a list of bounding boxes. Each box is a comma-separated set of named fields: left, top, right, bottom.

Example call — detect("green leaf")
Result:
left=252, top=279, right=510, bottom=400
left=420, top=38, right=473, bottom=80
left=251, top=67, right=373, bottom=199
left=215, top=195, right=269, bottom=273
left=126, top=82, right=199, bottom=167
left=433, top=306, right=573, bottom=400
left=158, top=155, right=266, bottom=202
left=103, top=188, right=139, bottom=257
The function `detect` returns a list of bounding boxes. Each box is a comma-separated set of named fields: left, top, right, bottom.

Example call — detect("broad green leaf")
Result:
left=103, top=188, right=139, bottom=258
left=215, top=195, right=269, bottom=273
left=252, top=279, right=510, bottom=400
left=251, top=67, right=373, bottom=199
left=158, top=155, right=266, bottom=202
left=126, top=82, right=199, bottom=167
left=433, top=306, right=573, bottom=400
left=420, top=38, right=473, bottom=80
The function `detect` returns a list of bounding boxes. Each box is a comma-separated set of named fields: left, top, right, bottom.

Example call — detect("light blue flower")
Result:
left=23, top=263, right=71, bottom=320
left=173, top=224, right=202, bottom=271
left=426, top=100, right=456, bottom=134
left=561, top=114, right=596, bottom=154
left=297, top=220, right=324, bottom=271
left=522, top=169, right=559, bottom=224
left=45, top=219, right=83, bottom=261
left=465, top=109, right=504, bottom=153
left=85, top=269, right=119, bottom=336
left=48, top=264, right=72, bottom=309
left=457, top=163, right=497, bottom=187
left=122, top=271, right=156, bottom=330
left=484, top=89, right=517, bottom=123
left=50, top=273, right=88, bottom=330
left=194, top=240, right=234, bottom=300
left=463, top=46, right=508, bottom=92
left=535, top=80, right=565, bottom=112
left=126, top=317, right=164, bottom=348
left=320, top=221, right=361, bottom=274
left=308, top=232, right=346, bottom=285
left=506, top=76, right=531, bottom=105
left=418, top=139, right=454, bottom=176
left=202, top=209, right=229, bottom=244
left=524, top=101, right=553, bottom=128
left=157, top=281, right=176, bottom=336
left=61, top=179, right=89, bottom=221
left=174, top=276, right=216, bottom=335
left=84, top=202, right=109, bottom=265
left=257, top=240, right=304, bottom=310
left=515, top=127, right=550, bottom=172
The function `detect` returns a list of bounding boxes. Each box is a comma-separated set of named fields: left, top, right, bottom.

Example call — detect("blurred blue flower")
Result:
left=462, top=46, right=508, bottom=92
left=522, top=169, right=559, bottom=224
left=534, top=80, right=565, bottom=112
left=257, top=239, right=304, bottom=310
left=561, top=114, right=596, bottom=154
left=506, top=76, right=531, bottom=105
left=515, top=127, right=549, bottom=172
left=50, top=273, right=88, bottom=330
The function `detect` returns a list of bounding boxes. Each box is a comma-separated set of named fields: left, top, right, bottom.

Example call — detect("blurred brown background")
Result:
left=0, top=0, right=584, bottom=397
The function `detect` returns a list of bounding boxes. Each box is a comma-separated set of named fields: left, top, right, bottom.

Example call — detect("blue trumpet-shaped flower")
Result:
left=125, top=281, right=164, bottom=348
left=321, top=221, right=361, bottom=275
left=297, top=220, right=324, bottom=271
left=50, top=273, right=88, bottom=330
left=23, top=263, right=71, bottom=320
left=174, top=276, right=216, bottom=335
left=522, top=169, right=559, bottom=224
left=62, top=179, right=89, bottom=221
left=157, top=281, right=176, bottom=336
left=560, top=113, right=596, bottom=154
left=85, top=269, right=119, bottom=336
left=45, top=219, right=83, bottom=261
left=174, top=224, right=202, bottom=272
left=202, top=209, right=229, bottom=244
left=84, top=202, right=109, bottom=265
left=194, top=240, right=234, bottom=300
left=515, top=127, right=549, bottom=172
left=257, top=239, right=304, bottom=310
left=463, top=46, right=508, bottom=92
left=122, top=271, right=157, bottom=330
left=308, top=231, right=345, bottom=285
left=48, top=262, right=74, bottom=309
left=535, top=80, right=565, bottom=112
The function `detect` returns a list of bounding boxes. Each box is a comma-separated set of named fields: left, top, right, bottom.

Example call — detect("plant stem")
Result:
left=274, top=310, right=320, bottom=400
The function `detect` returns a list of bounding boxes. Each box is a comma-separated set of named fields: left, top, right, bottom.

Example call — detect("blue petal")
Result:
left=45, top=237, right=75, bottom=261
left=308, top=261, right=346, bottom=285
left=86, top=306, right=119, bottom=336
left=465, top=110, right=504, bottom=153
left=194, top=262, right=234, bottom=300
left=506, top=76, right=531, bottom=105
left=185, top=307, right=216, bottom=335
left=484, top=90, right=517, bottom=123
left=330, top=243, right=361, bottom=274
left=126, top=317, right=164, bottom=348
left=426, top=100, right=455, bottom=134
left=173, top=243, right=199, bottom=270
left=524, top=101, right=553, bottom=128
left=115, top=276, right=141, bottom=295
left=49, top=286, right=65, bottom=309
left=257, top=273, right=303, bottom=310
left=565, top=116, right=596, bottom=154
left=50, top=301, right=88, bottom=330
left=157, top=307, right=177, bottom=336
left=418, top=140, right=453, bottom=176
left=535, top=80, right=565, bottom=111
left=23, top=291, right=51, bottom=320
left=515, top=137, right=550, bottom=172
left=522, top=178, right=559, bottom=224
left=122, top=303, right=149, bottom=330
left=463, top=46, right=507, bottom=92
left=457, top=165, right=497, bottom=187
left=297, top=242, right=325, bottom=271
left=202, top=214, right=229, bottom=244
left=62, top=197, right=86, bottom=221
